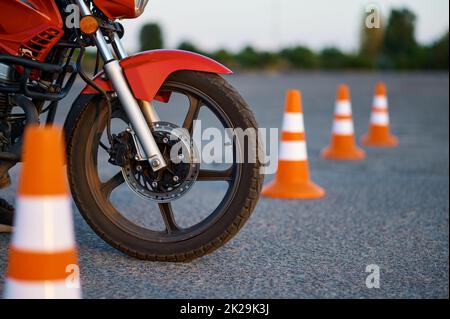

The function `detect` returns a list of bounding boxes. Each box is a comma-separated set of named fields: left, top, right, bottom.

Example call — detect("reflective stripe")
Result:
left=373, top=96, right=388, bottom=109
left=334, top=114, right=352, bottom=120
left=279, top=141, right=308, bottom=161
left=332, top=119, right=354, bottom=135
left=12, top=196, right=75, bottom=252
left=371, top=112, right=390, bottom=125
left=7, top=248, right=77, bottom=281
left=282, top=132, right=305, bottom=141
left=4, top=279, right=81, bottom=299
left=282, top=113, right=304, bottom=133
left=335, top=101, right=352, bottom=116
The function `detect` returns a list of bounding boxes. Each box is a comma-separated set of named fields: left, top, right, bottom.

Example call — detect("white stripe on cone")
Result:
left=279, top=141, right=308, bottom=161
left=282, top=113, right=305, bottom=133
left=332, top=119, right=354, bottom=135
left=4, top=279, right=81, bottom=299
left=370, top=112, right=390, bottom=126
left=12, top=196, right=75, bottom=252
left=373, top=96, right=388, bottom=109
left=335, top=101, right=352, bottom=116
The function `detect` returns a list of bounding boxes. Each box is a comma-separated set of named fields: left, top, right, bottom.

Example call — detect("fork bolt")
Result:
left=151, top=159, right=161, bottom=168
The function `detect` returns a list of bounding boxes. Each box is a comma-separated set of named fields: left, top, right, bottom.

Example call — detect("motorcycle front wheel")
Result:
left=66, top=71, right=263, bottom=261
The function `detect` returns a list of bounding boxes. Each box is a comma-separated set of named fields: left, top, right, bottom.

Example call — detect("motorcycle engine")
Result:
left=0, top=63, right=17, bottom=151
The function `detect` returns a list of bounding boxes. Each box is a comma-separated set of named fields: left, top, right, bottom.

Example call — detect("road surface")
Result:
left=0, top=72, right=448, bottom=298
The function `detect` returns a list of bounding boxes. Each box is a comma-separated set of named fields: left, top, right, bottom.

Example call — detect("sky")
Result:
left=119, top=0, right=449, bottom=53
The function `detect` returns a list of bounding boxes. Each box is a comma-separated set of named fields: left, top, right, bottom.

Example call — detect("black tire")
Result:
left=66, top=71, right=263, bottom=262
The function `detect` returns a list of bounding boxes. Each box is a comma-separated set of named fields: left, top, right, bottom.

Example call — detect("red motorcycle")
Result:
left=0, top=0, right=262, bottom=261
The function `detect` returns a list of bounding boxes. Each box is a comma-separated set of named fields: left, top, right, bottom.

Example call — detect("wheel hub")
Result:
left=119, top=122, right=199, bottom=203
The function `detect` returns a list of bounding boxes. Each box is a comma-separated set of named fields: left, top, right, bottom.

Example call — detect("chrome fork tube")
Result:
left=103, top=61, right=166, bottom=169
left=111, top=34, right=161, bottom=124
left=76, top=0, right=114, bottom=62
left=111, top=33, right=128, bottom=60
left=75, top=0, right=166, bottom=170
left=140, top=101, right=161, bottom=123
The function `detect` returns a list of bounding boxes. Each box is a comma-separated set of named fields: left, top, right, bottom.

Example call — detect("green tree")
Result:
left=177, top=41, right=206, bottom=55
left=428, top=31, right=449, bottom=69
left=319, top=47, right=348, bottom=69
left=140, top=23, right=164, bottom=51
left=382, top=9, right=418, bottom=69
left=360, top=10, right=384, bottom=66
left=235, top=46, right=261, bottom=68
left=211, top=49, right=237, bottom=67
left=235, top=46, right=280, bottom=69
left=280, top=46, right=319, bottom=69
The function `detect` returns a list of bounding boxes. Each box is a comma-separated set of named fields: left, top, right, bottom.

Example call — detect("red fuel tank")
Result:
left=0, top=0, right=64, bottom=62
left=93, top=0, right=136, bottom=20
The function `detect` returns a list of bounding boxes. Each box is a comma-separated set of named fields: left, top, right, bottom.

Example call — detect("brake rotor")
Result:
left=122, top=122, right=199, bottom=203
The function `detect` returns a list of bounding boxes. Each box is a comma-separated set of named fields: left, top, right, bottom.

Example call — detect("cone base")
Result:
left=321, top=146, right=366, bottom=161
left=262, top=179, right=326, bottom=200
left=361, top=134, right=398, bottom=148
left=4, top=278, right=81, bottom=299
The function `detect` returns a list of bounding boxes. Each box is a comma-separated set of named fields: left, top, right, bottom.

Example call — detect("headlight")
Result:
left=135, top=0, right=150, bottom=17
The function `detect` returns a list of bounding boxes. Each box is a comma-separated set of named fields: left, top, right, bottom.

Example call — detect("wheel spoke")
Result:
left=99, top=141, right=109, bottom=152
left=158, top=203, right=180, bottom=234
left=197, top=168, right=234, bottom=182
left=182, top=95, right=202, bottom=134
left=101, top=172, right=125, bottom=198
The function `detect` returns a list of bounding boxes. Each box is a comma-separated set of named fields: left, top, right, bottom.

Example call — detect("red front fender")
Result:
left=82, top=50, right=232, bottom=101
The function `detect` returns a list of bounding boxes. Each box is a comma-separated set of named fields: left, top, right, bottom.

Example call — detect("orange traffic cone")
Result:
left=4, top=125, right=81, bottom=299
left=321, top=85, right=365, bottom=161
left=361, top=82, right=398, bottom=147
left=262, top=90, right=325, bottom=200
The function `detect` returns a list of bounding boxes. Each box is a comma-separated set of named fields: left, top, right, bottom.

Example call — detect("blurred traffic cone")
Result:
left=361, top=82, right=398, bottom=147
left=262, top=90, right=325, bottom=200
left=321, top=85, right=365, bottom=160
left=4, top=125, right=81, bottom=299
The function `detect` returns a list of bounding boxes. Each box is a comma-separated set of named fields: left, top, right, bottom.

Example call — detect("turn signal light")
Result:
left=80, top=16, right=99, bottom=35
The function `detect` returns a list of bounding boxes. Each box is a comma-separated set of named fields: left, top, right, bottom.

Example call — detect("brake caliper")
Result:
left=108, top=131, right=135, bottom=167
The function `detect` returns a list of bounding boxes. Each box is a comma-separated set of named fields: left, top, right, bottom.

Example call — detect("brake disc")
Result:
left=122, top=122, right=199, bottom=203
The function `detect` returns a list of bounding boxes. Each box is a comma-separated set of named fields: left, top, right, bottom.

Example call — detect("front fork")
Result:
left=76, top=0, right=166, bottom=171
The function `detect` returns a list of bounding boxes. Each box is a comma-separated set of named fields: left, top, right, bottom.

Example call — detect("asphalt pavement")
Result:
left=0, top=71, right=448, bottom=299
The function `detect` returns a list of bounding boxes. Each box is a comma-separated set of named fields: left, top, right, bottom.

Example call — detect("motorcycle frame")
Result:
left=75, top=0, right=168, bottom=171
left=0, top=0, right=232, bottom=172
left=72, top=0, right=232, bottom=171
